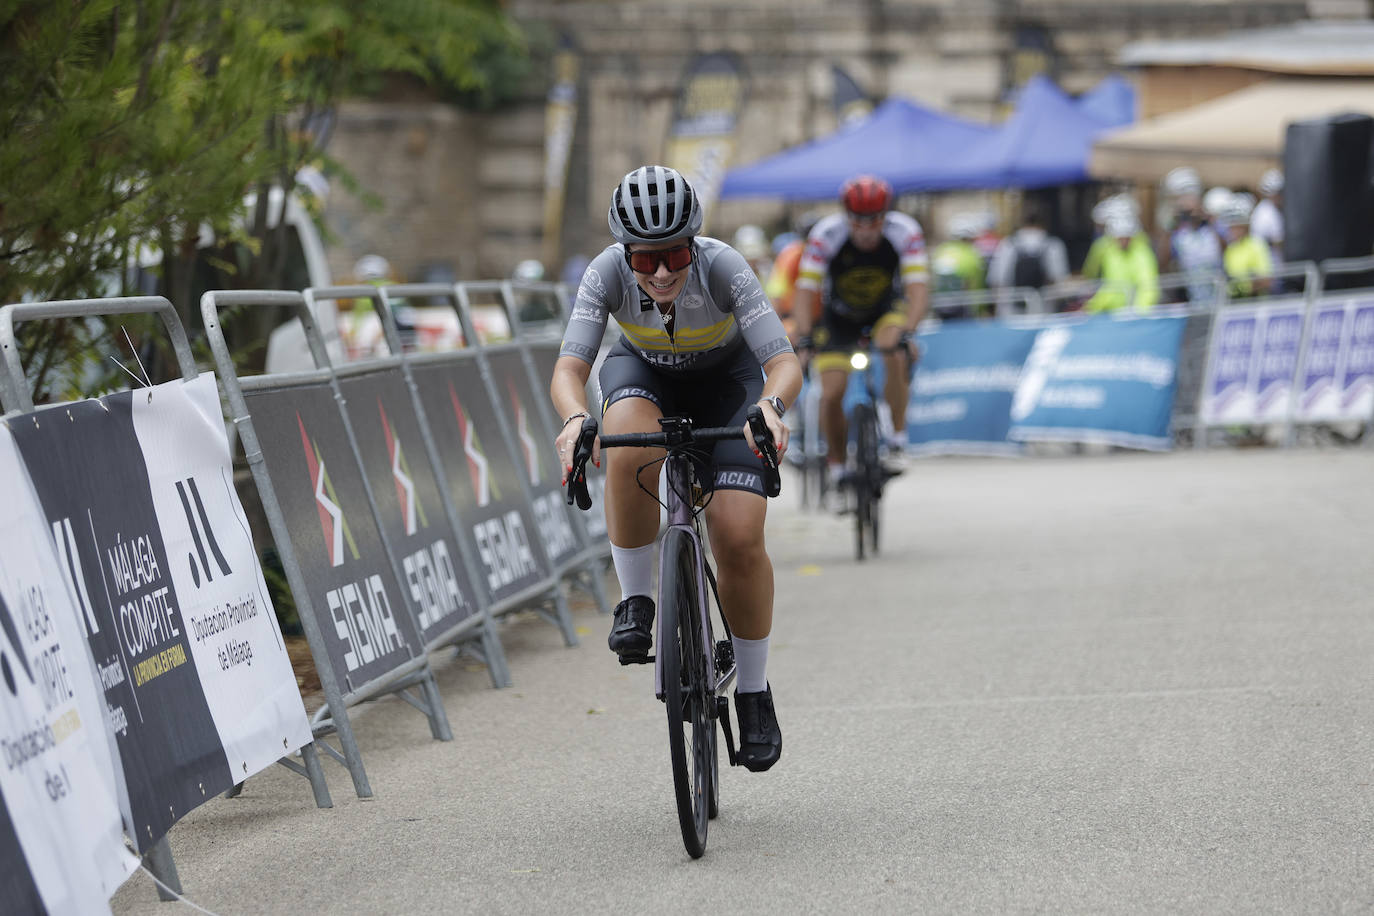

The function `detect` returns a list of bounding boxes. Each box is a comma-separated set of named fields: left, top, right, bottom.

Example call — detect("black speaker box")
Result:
left=1283, top=112, right=1374, bottom=284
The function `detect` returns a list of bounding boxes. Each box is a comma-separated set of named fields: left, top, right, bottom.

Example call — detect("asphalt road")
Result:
left=113, top=447, right=1374, bottom=915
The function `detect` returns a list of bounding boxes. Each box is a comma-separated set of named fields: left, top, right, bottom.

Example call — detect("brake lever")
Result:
left=745, top=405, right=782, bottom=498
left=566, top=417, right=598, bottom=510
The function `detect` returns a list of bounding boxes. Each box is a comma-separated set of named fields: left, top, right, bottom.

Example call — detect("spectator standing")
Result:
left=931, top=213, right=988, bottom=316
left=1084, top=210, right=1159, bottom=314
left=1221, top=196, right=1274, bottom=299
left=986, top=209, right=1068, bottom=293
left=1250, top=169, right=1285, bottom=264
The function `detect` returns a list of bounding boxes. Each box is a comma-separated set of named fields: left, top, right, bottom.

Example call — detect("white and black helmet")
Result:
left=608, top=165, right=703, bottom=245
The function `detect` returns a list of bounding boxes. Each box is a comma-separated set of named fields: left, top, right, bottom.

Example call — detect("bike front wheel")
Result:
left=853, top=402, right=880, bottom=560
left=659, top=527, right=713, bottom=858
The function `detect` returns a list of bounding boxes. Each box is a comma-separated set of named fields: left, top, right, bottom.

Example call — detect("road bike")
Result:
left=846, top=343, right=886, bottom=561
left=565, top=408, right=780, bottom=858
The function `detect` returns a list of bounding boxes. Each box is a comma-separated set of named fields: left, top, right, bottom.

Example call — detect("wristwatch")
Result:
left=761, top=395, right=786, bottom=418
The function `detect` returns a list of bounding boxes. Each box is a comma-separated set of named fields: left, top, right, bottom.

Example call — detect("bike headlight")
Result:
left=850, top=351, right=869, bottom=371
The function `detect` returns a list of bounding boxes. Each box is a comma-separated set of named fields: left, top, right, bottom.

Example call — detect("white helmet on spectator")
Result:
left=512, top=259, right=545, bottom=282
left=1258, top=168, right=1284, bottom=196
left=1221, top=196, right=1255, bottom=228
left=948, top=213, right=980, bottom=240
left=1202, top=187, right=1234, bottom=219
left=1163, top=166, right=1202, bottom=198
left=354, top=254, right=391, bottom=282
left=1106, top=212, right=1141, bottom=238
left=731, top=224, right=770, bottom=261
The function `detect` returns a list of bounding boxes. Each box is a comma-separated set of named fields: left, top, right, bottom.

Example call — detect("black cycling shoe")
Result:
left=607, top=595, right=655, bottom=657
left=734, top=685, right=782, bottom=772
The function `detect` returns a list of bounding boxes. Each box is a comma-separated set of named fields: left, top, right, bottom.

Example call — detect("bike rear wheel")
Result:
left=660, top=528, right=713, bottom=857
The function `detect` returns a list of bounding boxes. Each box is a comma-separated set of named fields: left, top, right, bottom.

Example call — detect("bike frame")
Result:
left=654, top=448, right=735, bottom=703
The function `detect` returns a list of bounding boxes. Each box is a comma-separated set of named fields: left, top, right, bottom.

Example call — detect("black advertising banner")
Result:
left=7, top=393, right=233, bottom=851
left=242, top=382, right=421, bottom=693
left=485, top=350, right=584, bottom=569
left=409, top=358, right=551, bottom=604
left=0, top=427, right=138, bottom=911
left=337, top=367, right=481, bottom=645
left=529, top=342, right=608, bottom=540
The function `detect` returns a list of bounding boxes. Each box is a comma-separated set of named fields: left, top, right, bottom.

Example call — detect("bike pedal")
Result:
left=617, top=653, right=654, bottom=666
left=717, top=696, right=740, bottom=767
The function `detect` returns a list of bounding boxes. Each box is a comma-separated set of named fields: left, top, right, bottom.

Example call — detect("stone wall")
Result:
left=323, top=0, right=1311, bottom=283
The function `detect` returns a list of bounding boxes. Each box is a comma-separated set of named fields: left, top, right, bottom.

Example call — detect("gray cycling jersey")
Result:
left=560, top=237, right=793, bottom=373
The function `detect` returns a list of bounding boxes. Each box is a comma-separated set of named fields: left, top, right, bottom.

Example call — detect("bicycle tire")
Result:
left=659, top=527, right=712, bottom=857
left=853, top=402, right=879, bottom=561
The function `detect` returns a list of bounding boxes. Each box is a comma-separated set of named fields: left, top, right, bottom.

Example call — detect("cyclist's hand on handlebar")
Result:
left=746, top=399, right=789, bottom=463
left=556, top=414, right=599, bottom=486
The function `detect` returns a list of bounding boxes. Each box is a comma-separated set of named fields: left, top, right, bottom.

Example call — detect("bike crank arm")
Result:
left=716, top=696, right=740, bottom=767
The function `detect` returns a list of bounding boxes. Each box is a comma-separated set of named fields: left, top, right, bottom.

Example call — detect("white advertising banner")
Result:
left=7, top=373, right=312, bottom=848
left=1198, top=300, right=1305, bottom=425
left=128, top=374, right=313, bottom=779
left=1295, top=296, right=1374, bottom=423
left=0, top=426, right=138, bottom=915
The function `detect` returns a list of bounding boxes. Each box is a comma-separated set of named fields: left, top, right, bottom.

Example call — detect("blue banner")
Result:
left=1008, top=315, right=1186, bottom=450
left=1296, top=296, right=1374, bottom=423
left=907, top=322, right=1038, bottom=455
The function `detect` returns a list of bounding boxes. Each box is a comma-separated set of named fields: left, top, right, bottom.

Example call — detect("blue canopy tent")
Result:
left=718, top=75, right=1135, bottom=198
left=926, top=75, right=1137, bottom=189
left=717, top=98, right=996, bottom=200
left=1073, top=73, right=1136, bottom=128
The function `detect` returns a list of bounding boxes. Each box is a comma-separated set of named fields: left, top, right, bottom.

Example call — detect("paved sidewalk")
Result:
left=114, top=448, right=1374, bottom=915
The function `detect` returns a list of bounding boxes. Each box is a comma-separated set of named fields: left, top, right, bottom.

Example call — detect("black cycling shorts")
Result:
left=598, top=337, right=766, bottom=497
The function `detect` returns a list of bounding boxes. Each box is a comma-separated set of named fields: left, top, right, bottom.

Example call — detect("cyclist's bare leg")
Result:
left=603, top=396, right=664, bottom=548
left=874, top=323, right=910, bottom=436
left=819, top=368, right=849, bottom=471
left=703, top=490, right=771, bottom=640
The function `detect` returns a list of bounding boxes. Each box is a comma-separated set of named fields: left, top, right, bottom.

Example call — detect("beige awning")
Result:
left=1090, top=78, right=1374, bottom=186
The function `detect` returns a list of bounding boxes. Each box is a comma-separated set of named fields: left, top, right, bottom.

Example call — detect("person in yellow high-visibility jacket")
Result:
left=1084, top=211, right=1159, bottom=314
left=1220, top=197, right=1274, bottom=299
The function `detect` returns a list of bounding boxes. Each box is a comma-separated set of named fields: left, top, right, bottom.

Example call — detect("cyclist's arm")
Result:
left=902, top=279, right=929, bottom=334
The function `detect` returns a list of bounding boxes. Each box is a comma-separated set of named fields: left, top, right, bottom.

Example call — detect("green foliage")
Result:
left=0, top=0, right=528, bottom=402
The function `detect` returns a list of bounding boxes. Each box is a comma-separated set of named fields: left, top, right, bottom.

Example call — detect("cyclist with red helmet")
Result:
left=792, top=174, right=929, bottom=496
left=550, top=166, right=802, bottom=772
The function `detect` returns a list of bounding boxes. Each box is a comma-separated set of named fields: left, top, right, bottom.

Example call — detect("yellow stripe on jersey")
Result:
left=618, top=315, right=737, bottom=353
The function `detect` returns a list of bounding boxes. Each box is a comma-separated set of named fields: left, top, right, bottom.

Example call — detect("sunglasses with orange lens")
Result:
left=624, top=243, right=694, bottom=274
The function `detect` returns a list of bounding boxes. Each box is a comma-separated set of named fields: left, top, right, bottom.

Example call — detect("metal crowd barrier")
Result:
left=203, top=290, right=454, bottom=800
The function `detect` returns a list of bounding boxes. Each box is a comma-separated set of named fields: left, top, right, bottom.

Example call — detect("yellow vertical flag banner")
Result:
left=664, top=53, right=746, bottom=234
left=542, top=42, right=579, bottom=270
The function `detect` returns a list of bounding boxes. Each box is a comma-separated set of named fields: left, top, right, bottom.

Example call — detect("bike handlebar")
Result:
left=564, top=412, right=782, bottom=507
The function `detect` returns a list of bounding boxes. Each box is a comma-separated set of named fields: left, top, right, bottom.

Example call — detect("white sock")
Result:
left=827, top=463, right=846, bottom=485
left=733, top=635, right=770, bottom=694
left=610, top=542, right=654, bottom=601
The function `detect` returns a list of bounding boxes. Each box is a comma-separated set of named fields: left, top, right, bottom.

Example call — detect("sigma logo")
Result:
left=509, top=379, right=540, bottom=486
left=175, top=477, right=232, bottom=587
left=51, top=517, right=99, bottom=636
left=379, top=400, right=427, bottom=536
left=448, top=382, right=500, bottom=508
left=297, top=413, right=359, bottom=568
left=0, top=594, right=33, bottom=696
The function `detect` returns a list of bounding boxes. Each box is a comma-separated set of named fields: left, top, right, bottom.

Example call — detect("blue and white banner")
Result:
left=1199, top=300, right=1305, bottom=425
left=907, top=322, right=1037, bottom=455
left=1008, top=315, right=1185, bottom=450
left=1295, top=296, right=1374, bottom=424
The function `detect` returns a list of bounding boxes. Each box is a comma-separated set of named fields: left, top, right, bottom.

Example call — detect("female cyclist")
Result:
left=550, top=165, right=802, bottom=772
